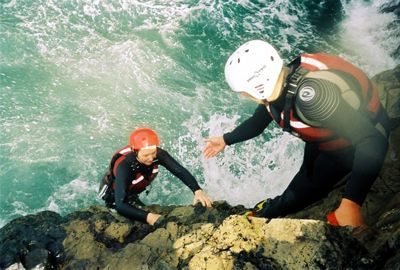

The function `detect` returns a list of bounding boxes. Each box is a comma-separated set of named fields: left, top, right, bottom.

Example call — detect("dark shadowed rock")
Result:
left=0, top=211, right=65, bottom=269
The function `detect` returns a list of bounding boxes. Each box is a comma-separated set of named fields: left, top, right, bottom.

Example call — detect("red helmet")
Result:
left=129, top=128, right=160, bottom=150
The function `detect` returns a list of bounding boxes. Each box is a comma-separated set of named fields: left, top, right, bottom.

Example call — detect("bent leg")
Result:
left=259, top=143, right=352, bottom=218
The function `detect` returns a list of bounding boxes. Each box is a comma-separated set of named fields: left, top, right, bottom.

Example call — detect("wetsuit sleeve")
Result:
left=223, top=104, right=272, bottom=145
left=114, top=160, right=149, bottom=223
left=296, top=82, right=389, bottom=205
left=157, top=149, right=201, bottom=193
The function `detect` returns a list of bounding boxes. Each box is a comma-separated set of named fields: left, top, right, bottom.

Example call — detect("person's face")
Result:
left=240, top=92, right=264, bottom=104
left=136, top=148, right=157, bottom=165
left=266, top=68, right=286, bottom=102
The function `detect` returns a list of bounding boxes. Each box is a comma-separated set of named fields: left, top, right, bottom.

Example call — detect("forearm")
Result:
left=115, top=201, right=149, bottom=223
left=159, top=150, right=201, bottom=192
left=114, top=168, right=149, bottom=223
left=223, top=104, right=270, bottom=145
left=170, top=167, right=201, bottom=192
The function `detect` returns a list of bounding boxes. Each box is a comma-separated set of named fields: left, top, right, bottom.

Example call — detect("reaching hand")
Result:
left=193, top=189, right=213, bottom=208
left=203, top=137, right=226, bottom=158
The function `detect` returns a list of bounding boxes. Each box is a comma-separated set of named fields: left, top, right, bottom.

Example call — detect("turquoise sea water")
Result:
left=1, top=0, right=399, bottom=228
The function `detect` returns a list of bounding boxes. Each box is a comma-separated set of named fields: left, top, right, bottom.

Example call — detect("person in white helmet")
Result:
left=203, top=40, right=390, bottom=228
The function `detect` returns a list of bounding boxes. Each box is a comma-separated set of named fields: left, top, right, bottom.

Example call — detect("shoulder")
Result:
left=116, top=156, right=131, bottom=171
left=156, top=147, right=183, bottom=167
left=156, top=147, right=167, bottom=156
left=156, top=147, right=171, bottom=161
left=116, top=151, right=138, bottom=170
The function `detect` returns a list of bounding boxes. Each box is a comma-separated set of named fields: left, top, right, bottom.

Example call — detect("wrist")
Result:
left=222, top=134, right=229, bottom=146
left=146, top=213, right=161, bottom=226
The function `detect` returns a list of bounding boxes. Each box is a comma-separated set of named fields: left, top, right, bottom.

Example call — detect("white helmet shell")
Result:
left=224, top=40, right=283, bottom=100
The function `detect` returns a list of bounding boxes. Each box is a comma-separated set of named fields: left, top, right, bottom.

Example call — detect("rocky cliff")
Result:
left=1, top=65, right=399, bottom=270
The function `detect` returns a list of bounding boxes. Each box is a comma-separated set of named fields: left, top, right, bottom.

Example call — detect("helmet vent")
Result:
left=255, top=84, right=264, bottom=94
left=271, top=56, right=274, bottom=61
left=237, top=58, right=240, bottom=63
left=245, top=49, right=249, bottom=52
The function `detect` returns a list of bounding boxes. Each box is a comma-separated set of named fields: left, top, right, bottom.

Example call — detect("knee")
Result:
left=261, top=191, right=303, bottom=218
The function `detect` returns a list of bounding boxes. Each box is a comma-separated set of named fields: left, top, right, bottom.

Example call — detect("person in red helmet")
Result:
left=203, top=40, right=390, bottom=228
left=99, top=127, right=212, bottom=226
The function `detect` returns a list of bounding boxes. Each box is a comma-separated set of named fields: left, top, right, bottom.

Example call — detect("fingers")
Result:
left=193, top=195, right=213, bottom=208
left=203, top=144, right=219, bottom=158
left=203, top=139, right=215, bottom=157
left=204, top=197, right=213, bottom=208
left=193, top=197, right=203, bottom=207
left=199, top=197, right=211, bottom=208
left=203, top=147, right=217, bottom=158
left=200, top=199, right=206, bottom=207
left=203, top=137, right=225, bottom=158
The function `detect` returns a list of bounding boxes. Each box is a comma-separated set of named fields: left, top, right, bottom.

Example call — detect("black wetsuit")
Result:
left=223, top=70, right=390, bottom=218
left=110, top=148, right=201, bottom=223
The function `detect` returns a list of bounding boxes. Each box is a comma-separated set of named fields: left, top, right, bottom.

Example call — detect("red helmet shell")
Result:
left=129, top=128, right=160, bottom=150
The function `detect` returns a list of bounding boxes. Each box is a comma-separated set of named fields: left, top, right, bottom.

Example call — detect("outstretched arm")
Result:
left=158, top=149, right=213, bottom=207
left=203, top=104, right=272, bottom=158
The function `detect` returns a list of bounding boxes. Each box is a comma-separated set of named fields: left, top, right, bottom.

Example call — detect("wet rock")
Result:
left=0, top=199, right=398, bottom=269
left=373, top=64, right=400, bottom=129
left=4, top=263, right=25, bottom=270
left=175, top=216, right=371, bottom=269
left=23, top=248, right=48, bottom=270
left=104, top=222, right=133, bottom=244
left=0, top=211, right=65, bottom=269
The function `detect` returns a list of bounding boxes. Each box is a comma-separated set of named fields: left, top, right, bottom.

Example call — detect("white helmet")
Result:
left=224, top=40, right=283, bottom=100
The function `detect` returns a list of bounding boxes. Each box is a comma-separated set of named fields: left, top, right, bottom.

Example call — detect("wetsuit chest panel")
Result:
left=129, top=164, right=159, bottom=192
left=302, top=70, right=362, bottom=110
left=293, top=70, right=364, bottom=129
left=111, top=150, right=159, bottom=193
left=267, top=70, right=363, bottom=148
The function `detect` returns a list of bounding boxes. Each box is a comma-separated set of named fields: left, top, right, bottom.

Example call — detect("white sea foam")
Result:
left=177, top=112, right=304, bottom=208
left=338, top=0, right=399, bottom=75
left=45, top=178, right=99, bottom=214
